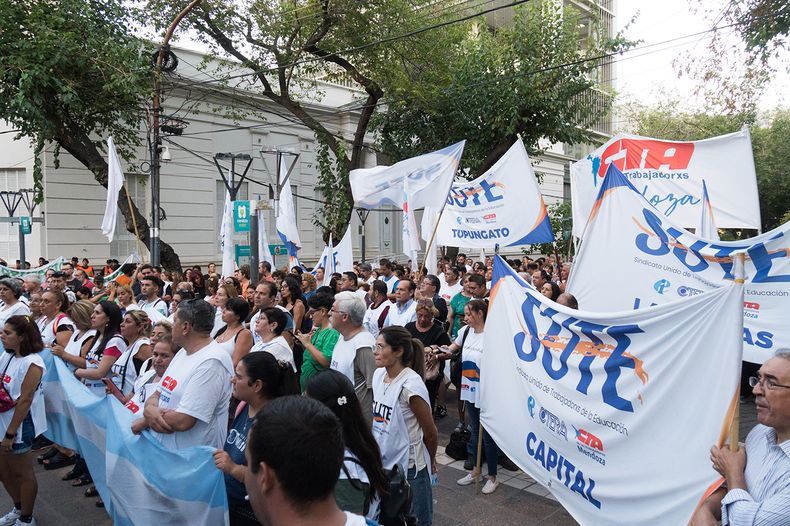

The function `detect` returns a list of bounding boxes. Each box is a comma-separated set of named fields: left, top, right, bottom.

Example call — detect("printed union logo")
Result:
left=677, top=285, right=703, bottom=297
left=653, top=279, right=671, bottom=294
left=162, top=376, right=177, bottom=391
left=455, top=216, right=463, bottom=225
left=744, top=301, right=760, bottom=311
left=573, top=426, right=604, bottom=452
left=539, top=407, right=568, bottom=441
left=527, top=396, right=536, bottom=418
left=744, top=301, right=760, bottom=319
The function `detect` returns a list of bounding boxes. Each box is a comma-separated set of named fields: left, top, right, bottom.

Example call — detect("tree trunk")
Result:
left=50, top=124, right=182, bottom=271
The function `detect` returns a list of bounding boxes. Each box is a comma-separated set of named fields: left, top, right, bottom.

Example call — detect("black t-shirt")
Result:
left=406, top=321, right=451, bottom=348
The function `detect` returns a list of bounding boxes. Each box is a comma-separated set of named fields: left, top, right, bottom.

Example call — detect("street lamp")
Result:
left=0, top=189, right=42, bottom=268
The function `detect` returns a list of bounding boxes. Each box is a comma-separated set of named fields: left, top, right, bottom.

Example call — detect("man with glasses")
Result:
left=693, top=349, right=790, bottom=525
left=329, top=291, right=376, bottom=425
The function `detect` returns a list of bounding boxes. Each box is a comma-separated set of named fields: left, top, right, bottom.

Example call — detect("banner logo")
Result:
left=528, top=396, right=536, bottom=418
left=447, top=180, right=505, bottom=208
left=539, top=406, right=568, bottom=441
left=593, top=138, right=695, bottom=183
left=677, top=285, right=703, bottom=297
left=653, top=279, right=671, bottom=294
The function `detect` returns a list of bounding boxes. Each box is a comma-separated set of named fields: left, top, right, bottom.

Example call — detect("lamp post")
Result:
left=214, top=153, right=255, bottom=281
left=259, top=149, right=298, bottom=269
left=0, top=189, right=43, bottom=268
left=355, top=208, right=370, bottom=263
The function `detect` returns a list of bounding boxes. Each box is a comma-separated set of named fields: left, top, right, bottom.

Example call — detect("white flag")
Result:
left=402, top=197, right=421, bottom=271
left=323, top=234, right=335, bottom=286
left=350, top=141, right=464, bottom=210
left=315, top=225, right=354, bottom=285
left=101, top=136, right=125, bottom=242
left=219, top=191, right=235, bottom=277
left=257, top=209, right=274, bottom=267
left=697, top=179, right=720, bottom=241
left=276, top=158, right=302, bottom=257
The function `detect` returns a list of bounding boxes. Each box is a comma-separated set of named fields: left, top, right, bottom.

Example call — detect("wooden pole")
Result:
left=123, top=181, right=143, bottom=257
left=730, top=252, right=747, bottom=451
left=419, top=200, right=449, bottom=277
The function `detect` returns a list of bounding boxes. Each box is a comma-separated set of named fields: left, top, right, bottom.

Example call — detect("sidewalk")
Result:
left=0, top=391, right=759, bottom=526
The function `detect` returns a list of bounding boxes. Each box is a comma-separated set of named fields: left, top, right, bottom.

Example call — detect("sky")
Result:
left=614, top=0, right=789, bottom=115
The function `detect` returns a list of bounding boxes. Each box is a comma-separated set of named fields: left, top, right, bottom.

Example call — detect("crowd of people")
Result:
left=0, top=252, right=783, bottom=526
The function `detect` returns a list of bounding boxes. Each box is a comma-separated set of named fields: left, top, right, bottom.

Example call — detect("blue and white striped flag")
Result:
left=41, top=351, right=229, bottom=525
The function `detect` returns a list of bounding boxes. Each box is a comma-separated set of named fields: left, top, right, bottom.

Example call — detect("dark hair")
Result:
left=342, top=271, right=358, bottom=284
left=466, top=298, right=488, bottom=322
left=279, top=276, right=304, bottom=307
left=557, top=292, right=579, bottom=310
left=306, top=370, right=388, bottom=498
left=120, top=263, right=136, bottom=276
left=261, top=307, right=288, bottom=335
left=424, top=274, right=440, bottom=292
left=533, top=269, right=550, bottom=282
left=307, top=292, right=334, bottom=312
left=543, top=281, right=561, bottom=302
left=378, top=326, right=425, bottom=377
left=238, top=264, right=250, bottom=279
left=248, top=396, right=344, bottom=505
left=398, top=279, right=416, bottom=293
left=94, top=301, right=123, bottom=357
left=241, top=351, right=299, bottom=400
left=290, top=266, right=304, bottom=277
left=4, top=315, right=44, bottom=356
left=142, top=275, right=164, bottom=291
left=175, top=299, right=215, bottom=334
left=256, top=281, right=277, bottom=298
left=467, top=273, right=486, bottom=288
left=370, top=280, right=387, bottom=297
left=260, top=261, right=272, bottom=273
left=174, top=290, right=195, bottom=301
left=224, top=297, right=250, bottom=323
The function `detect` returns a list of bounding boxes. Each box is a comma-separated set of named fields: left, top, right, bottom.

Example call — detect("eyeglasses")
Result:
left=749, top=375, right=790, bottom=390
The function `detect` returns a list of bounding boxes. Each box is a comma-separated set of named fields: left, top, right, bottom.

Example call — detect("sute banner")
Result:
left=481, top=256, right=742, bottom=526
left=568, top=165, right=790, bottom=364
left=570, top=129, right=760, bottom=238
left=430, top=140, right=554, bottom=248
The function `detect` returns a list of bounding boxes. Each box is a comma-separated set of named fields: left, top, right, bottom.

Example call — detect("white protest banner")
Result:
left=102, top=136, right=125, bottom=242
left=482, top=256, right=742, bottom=526
left=567, top=165, right=790, bottom=364
left=315, top=225, right=354, bottom=279
left=276, top=158, right=302, bottom=258
left=433, top=140, right=553, bottom=248
left=350, top=141, right=465, bottom=210
left=570, top=129, right=760, bottom=238
left=219, top=191, right=235, bottom=277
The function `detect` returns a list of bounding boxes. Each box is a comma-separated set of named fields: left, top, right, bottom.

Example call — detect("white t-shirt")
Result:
left=440, top=281, right=463, bottom=303
left=455, top=326, right=484, bottom=406
left=37, top=314, right=75, bottom=348
left=83, top=334, right=127, bottom=396
left=0, top=302, right=30, bottom=326
left=250, top=336, right=295, bottom=371
left=139, top=297, right=169, bottom=320
left=363, top=301, right=392, bottom=338
left=383, top=300, right=416, bottom=328
left=380, top=274, right=399, bottom=295
left=330, top=330, right=376, bottom=386
left=0, top=353, right=46, bottom=443
left=153, top=341, right=234, bottom=450
left=343, top=512, right=369, bottom=526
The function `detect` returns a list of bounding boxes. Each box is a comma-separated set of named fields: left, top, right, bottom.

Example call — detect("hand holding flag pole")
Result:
left=730, top=252, right=747, bottom=452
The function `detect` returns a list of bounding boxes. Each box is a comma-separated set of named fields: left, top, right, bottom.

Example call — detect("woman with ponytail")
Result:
left=305, top=369, right=388, bottom=516
left=213, top=351, right=299, bottom=525
left=371, top=326, right=437, bottom=526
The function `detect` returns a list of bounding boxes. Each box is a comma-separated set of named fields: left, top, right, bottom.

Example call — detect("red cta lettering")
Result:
left=162, top=376, right=177, bottom=391
left=598, top=138, right=695, bottom=177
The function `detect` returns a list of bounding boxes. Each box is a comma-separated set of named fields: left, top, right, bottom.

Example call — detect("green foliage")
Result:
left=0, top=0, right=150, bottom=196
left=313, top=133, right=351, bottom=241
left=525, top=200, right=573, bottom=258
left=730, top=0, right=790, bottom=56
left=628, top=103, right=790, bottom=232
left=373, top=1, right=635, bottom=177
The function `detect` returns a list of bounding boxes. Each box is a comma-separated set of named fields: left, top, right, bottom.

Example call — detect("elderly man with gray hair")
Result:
left=131, top=299, right=233, bottom=450
left=692, top=349, right=790, bottom=526
left=22, top=274, right=42, bottom=299
left=329, top=291, right=377, bottom=425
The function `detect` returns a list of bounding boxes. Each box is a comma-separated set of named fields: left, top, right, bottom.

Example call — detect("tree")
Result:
left=0, top=0, right=183, bottom=269
left=626, top=101, right=790, bottom=232
left=154, top=0, right=466, bottom=240
left=372, top=2, right=634, bottom=177
left=525, top=200, right=574, bottom=259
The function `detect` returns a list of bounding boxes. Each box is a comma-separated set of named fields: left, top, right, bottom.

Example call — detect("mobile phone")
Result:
left=102, top=378, right=126, bottom=404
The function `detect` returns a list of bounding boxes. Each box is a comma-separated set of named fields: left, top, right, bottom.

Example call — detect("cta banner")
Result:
left=431, top=140, right=553, bottom=248
left=568, top=165, right=789, bottom=364
left=482, top=257, right=742, bottom=526
left=41, top=351, right=229, bottom=525
left=0, top=257, right=64, bottom=278
left=570, top=129, right=760, bottom=238
left=350, top=141, right=465, bottom=210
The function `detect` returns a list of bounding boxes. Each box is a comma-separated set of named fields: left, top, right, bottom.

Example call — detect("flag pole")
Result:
left=730, top=252, right=747, bottom=450
left=475, top=421, right=484, bottom=492
left=419, top=199, right=449, bottom=277
left=123, top=181, right=143, bottom=257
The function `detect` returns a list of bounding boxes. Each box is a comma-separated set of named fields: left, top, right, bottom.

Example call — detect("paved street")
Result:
left=1, top=389, right=759, bottom=525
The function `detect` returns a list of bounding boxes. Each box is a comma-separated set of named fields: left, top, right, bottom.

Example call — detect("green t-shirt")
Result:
left=300, top=326, right=340, bottom=390
left=450, top=292, right=472, bottom=339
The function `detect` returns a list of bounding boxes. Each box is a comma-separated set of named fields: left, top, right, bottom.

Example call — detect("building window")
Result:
left=110, top=174, right=146, bottom=259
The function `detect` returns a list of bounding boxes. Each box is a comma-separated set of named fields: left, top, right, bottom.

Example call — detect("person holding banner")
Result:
left=441, top=299, right=501, bottom=494
left=372, top=326, right=437, bottom=526
left=693, top=351, right=790, bottom=526
left=0, top=315, right=46, bottom=526
left=74, top=301, right=126, bottom=397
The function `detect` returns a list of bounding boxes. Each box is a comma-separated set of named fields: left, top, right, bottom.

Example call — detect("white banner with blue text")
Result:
left=481, top=256, right=742, bottom=525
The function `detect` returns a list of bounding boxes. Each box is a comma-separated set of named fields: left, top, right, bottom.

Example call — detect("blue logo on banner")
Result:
left=653, top=279, right=671, bottom=294
left=527, top=396, right=536, bottom=418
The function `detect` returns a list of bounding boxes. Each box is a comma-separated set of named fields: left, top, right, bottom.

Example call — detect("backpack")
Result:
left=445, top=426, right=471, bottom=461
left=378, top=463, right=416, bottom=526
